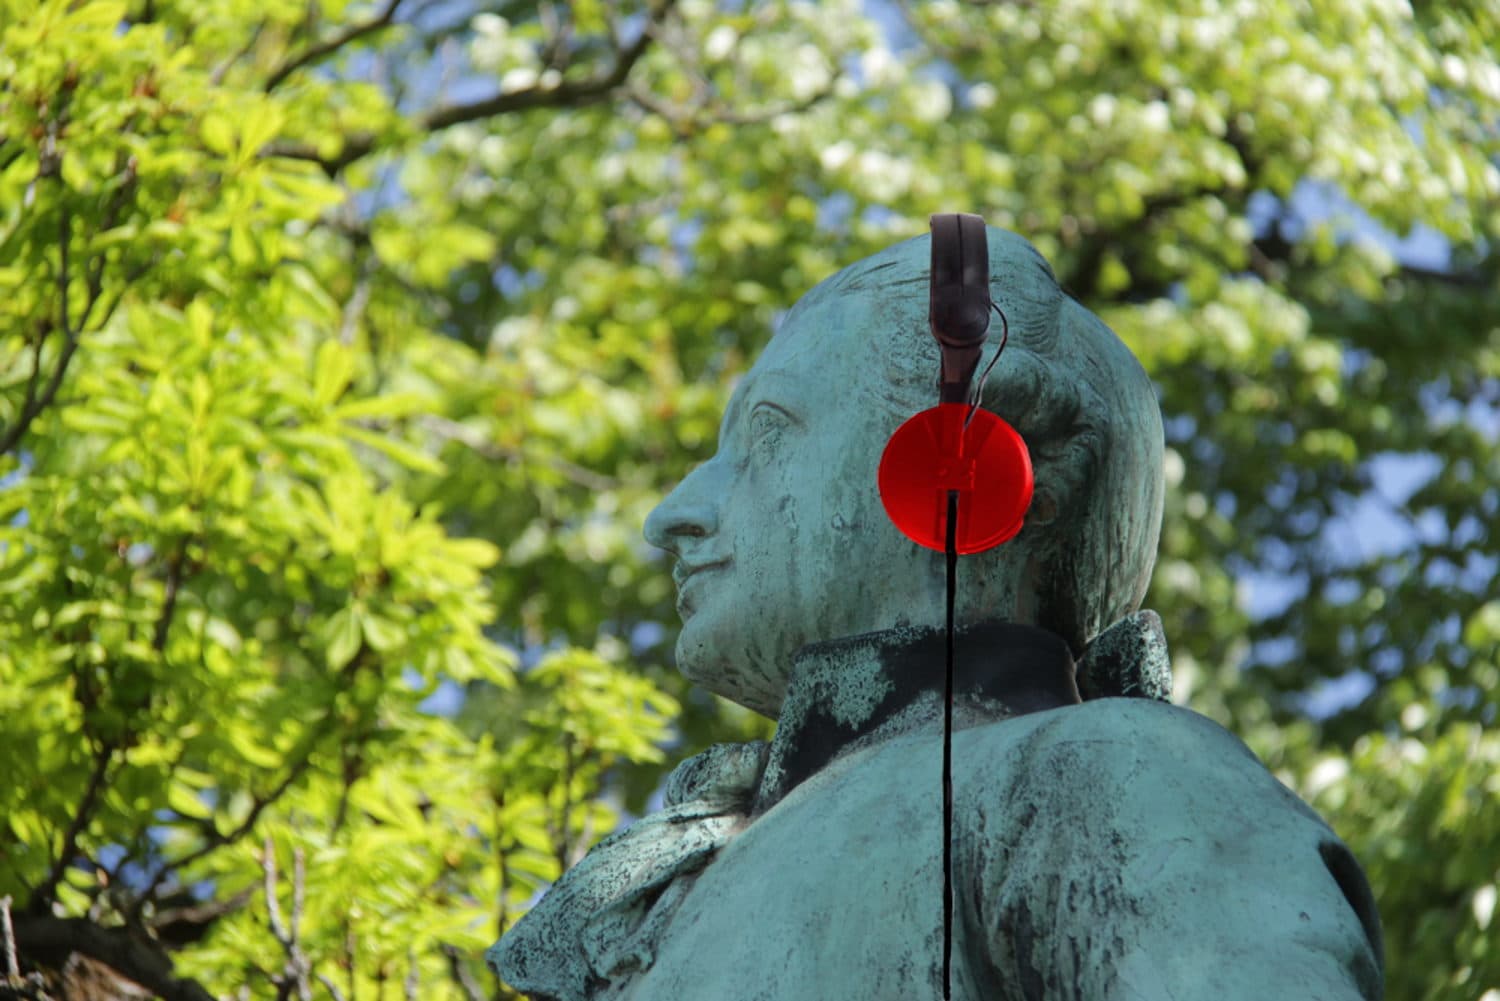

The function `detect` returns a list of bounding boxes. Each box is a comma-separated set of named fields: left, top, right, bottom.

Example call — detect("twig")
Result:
left=290, top=848, right=306, bottom=954
left=263, top=839, right=313, bottom=1001
left=627, top=79, right=835, bottom=134
left=0, top=149, right=139, bottom=459
left=29, top=739, right=114, bottom=914
left=0, top=206, right=80, bottom=457
left=343, top=919, right=356, bottom=1001
left=148, top=885, right=255, bottom=941
left=421, top=7, right=657, bottom=133
left=80, top=155, right=139, bottom=331
left=552, top=734, right=575, bottom=872
left=441, top=945, right=484, bottom=1001
left=1, top=318, right=52, bottom=456
left=331, top=742, right=362, bottom=835
left=211, top=19, right=268, bottom=85
left=153, top=535, right=192, bottom=653
left=536, top=2, right=573, bottom=72
left=263, top=838, right=288, bottom=943
left=134, top=733, right=321, bottom=912
left=2, top=895, right=17, bottom=978
left=317, top=973, right=347, bottom=1001
left=337, top=265, right=373, bottom=347
left=493, top=792, right=511, bottom=940
left=1393, top=262, right=1491, bottom=288
left=0, top=143, right=23, bottom=176
left=264, top=0, right=405, bottom=92
left=417, top=415, right=618, bottom=491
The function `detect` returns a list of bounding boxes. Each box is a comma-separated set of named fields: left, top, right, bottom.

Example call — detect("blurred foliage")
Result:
left=0, top=0, right=1496, bottom=998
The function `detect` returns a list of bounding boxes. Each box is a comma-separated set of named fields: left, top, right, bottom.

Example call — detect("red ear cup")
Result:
left=878, top=403, right=1033, bottom=554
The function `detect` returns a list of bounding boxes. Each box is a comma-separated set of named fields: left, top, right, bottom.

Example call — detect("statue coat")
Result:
left=493, top=623, right=1383, bottom=1000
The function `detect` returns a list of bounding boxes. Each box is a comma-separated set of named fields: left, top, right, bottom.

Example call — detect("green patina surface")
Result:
left=490, top=228, right=1384, bottom=1000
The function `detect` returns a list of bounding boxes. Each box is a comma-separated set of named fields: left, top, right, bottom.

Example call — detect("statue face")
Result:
left=643, top=297, right=939, bottom=716
left=645, top=231, right=1164, bottom=717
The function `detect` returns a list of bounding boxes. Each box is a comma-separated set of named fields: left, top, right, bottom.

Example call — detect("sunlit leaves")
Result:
left=1299, top=724, right=1500, bottom=1000
left=0, top=1, right=674, bottom=996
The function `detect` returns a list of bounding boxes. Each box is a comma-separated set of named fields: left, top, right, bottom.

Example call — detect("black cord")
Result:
left=942, top=488, right=958, bottom=1000
left=963, top=301, right=1010, bottom=430
left=944, top=301, right=1004, bottom=994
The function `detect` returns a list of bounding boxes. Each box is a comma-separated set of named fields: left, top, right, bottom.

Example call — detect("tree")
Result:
left=0, top=2, right=677, bottom=997
left=1, top=1, right=1496, bottom=999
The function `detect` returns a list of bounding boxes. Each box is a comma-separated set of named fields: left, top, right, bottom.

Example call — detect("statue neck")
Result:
left=753, top=621, right=1080, bottom=813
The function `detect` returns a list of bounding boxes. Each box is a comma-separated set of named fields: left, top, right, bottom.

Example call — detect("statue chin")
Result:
left=675, top=627, right=788, bottom=719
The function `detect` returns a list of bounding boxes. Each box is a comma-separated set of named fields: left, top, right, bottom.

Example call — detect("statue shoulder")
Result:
left=955, top=706, right=1383, bottom=998
left=1028, top=697, right=1260, bottom=766
left=957, top=697, right=1335, bottom=846
left=975, top=696, right=1261, bottom=773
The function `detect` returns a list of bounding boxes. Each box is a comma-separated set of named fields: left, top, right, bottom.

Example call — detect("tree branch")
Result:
left=493, top=791, right=511, bottom=941
left=210, top=18, right=267, bottom=85
left=551, top=734, right=576, bottom=873
left=0, top=142, right=23, bottom=179
left=0, top=967, right=47, bottom=998
left=417, top=414, right=618, bottom=491
left=152, top=536, right=192, bottom=654
left=0, top=896, right=49, bottom=1000
left=11, top=916, right=216, bottom=1001
left=536, top=1, right=573, bottom=74
left=264, top=0, right=405, bottom=92
left=275, top=0, right=676, bottom=174
left=1064, top=183, right=1238, bottom=302
left=1392, top=262, right=1492, bottom=288
left=28, top=739, right=114, bottom=915
left=402, top=952, right=417, bottom=1001
left=0, top=151, right=137, bottom=459
left=0, top=207, right=78, bottom=458
left=80, top=155, right=138, bottom=331
left=2, top=896, right=18, bottom=978
left=1, top=318, right=53, bottom=458
left=134, top=731, right=321, bottom=913
left=316, top=973, right=347, bottom=1001
left=330, top=742, right=361, bottom=834
left=420, top=9, right=656, bottom=133
left=627, top=79, right=836, bottom=136
left=440, top=945, right=484, bottom=1001
left=263, top=840, right=313, bottom=1001
left=149, top=885, right=254, bottom=947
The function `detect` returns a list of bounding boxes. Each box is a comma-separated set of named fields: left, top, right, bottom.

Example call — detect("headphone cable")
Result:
left=943, top=488, right=958, bottom=1000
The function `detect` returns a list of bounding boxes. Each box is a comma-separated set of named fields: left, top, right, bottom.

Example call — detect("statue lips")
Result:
left=672, top=557, right=731, bottom=618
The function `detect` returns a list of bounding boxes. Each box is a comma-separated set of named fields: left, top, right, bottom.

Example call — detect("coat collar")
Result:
left=754, top=621, right=1081, bottom=812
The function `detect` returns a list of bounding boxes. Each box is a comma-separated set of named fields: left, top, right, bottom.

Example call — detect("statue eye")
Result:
left=749, top=403, right=793, bottom=454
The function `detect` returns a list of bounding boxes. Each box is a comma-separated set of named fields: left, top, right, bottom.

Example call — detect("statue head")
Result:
left=644, top=227, right=1165, bottom=718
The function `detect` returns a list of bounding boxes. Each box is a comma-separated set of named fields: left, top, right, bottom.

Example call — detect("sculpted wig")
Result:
left=784, top=228, right=1166, bottom=655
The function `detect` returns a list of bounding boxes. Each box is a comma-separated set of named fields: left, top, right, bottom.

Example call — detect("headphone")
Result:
left=878, top=213, right=1034, bottom=552
left=875, top=213, right=1033, bottom=1001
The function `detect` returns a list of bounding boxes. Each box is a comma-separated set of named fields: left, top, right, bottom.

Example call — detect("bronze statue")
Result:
left=490, top=225, right=1383, bottom=1000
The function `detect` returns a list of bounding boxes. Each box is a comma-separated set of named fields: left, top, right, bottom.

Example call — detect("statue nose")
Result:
left=644, top=498, right=718, bottom=551
left=644, top=464, right=721, bottom=552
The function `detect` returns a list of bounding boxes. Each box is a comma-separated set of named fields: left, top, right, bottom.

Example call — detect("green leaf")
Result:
left=314, top=340, right=355, bottom=407
left=201, top=113, right=236, bottom=157
left=342, top=426, right=445, bottom=474
left=167, top=783, right=214, bottom=820
left=361, top=613, right=404, bottom=652
left=324, top=607, right=363, bottom=670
